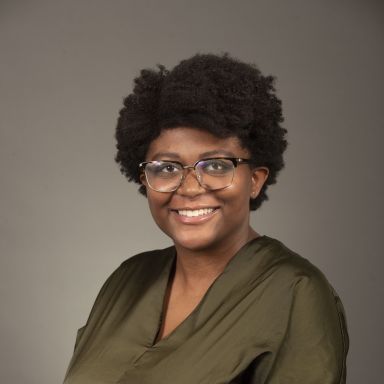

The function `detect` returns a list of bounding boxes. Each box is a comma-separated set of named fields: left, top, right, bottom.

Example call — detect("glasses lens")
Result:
left=145, top=161, right=183, bottom=192
left=196, top=158, right=234, bottom=190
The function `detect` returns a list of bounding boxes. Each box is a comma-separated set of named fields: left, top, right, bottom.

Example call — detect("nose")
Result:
left=176, top=168, right=205, bottom=196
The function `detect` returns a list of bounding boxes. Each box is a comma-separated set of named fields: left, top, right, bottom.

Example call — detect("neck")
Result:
left=173, top=227, right=259, bottom=292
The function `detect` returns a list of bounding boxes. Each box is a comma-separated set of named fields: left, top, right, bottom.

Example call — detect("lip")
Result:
left=170, top=207, right=220, bottom=224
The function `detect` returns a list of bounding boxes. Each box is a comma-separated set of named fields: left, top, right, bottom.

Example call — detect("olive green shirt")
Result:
left=64, top=236, right=348, bottom=384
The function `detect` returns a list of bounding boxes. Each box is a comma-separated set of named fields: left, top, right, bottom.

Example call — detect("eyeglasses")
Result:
left=139, top=157, right=254, bottom=193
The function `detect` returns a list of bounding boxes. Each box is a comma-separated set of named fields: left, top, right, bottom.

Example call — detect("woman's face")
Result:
left=141, top=127, right=268, bottom=253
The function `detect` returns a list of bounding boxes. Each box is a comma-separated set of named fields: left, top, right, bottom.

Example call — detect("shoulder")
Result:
left=261, top=236, right=348, bottom=332
left=259, top=236, right=335, bottom=289
left=262, top=236, right=348, bottom=327
left=254, top=236, right=347, bottom=321
left=119, top=246, right=175, bottom=274
left=93, top=246, right=175, bottom=300
left=251, top=238, right=349, bottom=383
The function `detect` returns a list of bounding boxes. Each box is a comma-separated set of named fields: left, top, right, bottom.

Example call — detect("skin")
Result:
left=140, top=127, right=269, bottom=340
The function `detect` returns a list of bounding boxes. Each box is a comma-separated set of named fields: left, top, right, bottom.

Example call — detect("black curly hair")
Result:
left=115, top=53, right=287, bottom=210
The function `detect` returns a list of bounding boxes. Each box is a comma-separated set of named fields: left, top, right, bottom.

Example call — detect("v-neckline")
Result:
left=152, top=254, right=176, bottom=345
left=149, top=236, right=266, bottom=348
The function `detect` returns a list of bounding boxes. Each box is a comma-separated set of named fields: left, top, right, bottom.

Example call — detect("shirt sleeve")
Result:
left=258, top=272, right=349, bottom=384
left=64, top=263, right=127, bottom=380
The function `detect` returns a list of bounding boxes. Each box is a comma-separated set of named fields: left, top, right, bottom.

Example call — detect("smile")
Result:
left=177, top=208, right=215, bottom=217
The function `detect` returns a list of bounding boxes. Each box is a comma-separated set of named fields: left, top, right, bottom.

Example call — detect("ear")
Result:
left=139, top=172, right=147, bottom=186
left=250, top=167, right=269, bottom=199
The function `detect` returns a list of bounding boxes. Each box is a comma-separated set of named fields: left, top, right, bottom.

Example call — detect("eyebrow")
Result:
left=200, top=149, right=236, bottom=158
left=151, top=152, right=180, bottom=160
left=151, top=150, right=237, bottom=161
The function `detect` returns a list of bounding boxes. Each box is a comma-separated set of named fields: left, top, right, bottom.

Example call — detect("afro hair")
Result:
left=115, top=53, right=287, bottom=210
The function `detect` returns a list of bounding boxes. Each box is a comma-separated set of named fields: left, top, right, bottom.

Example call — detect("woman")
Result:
left=64, top=54, right=348, bottom=383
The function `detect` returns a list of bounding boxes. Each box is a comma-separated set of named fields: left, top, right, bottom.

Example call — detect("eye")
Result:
left=158, top=163, right=180, bottom=173
left=148, top=161, right=182, bottom=178
left=200, top=159, right=233, bottom=175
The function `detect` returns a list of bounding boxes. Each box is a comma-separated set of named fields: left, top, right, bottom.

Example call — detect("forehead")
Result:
left=146, top=127, right=249, bottom=161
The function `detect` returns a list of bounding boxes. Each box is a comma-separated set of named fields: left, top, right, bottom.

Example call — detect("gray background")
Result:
left=0, top=0, right=383, bottom=383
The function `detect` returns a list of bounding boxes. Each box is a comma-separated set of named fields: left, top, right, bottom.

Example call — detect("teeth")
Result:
left=177, top=208, right=215, bottom=217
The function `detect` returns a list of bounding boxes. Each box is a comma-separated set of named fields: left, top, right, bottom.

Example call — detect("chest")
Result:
left=157, top=288, right=206, bottom=341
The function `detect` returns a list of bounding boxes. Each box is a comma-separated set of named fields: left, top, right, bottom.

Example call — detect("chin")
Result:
left=171, top=232, right=223, bottom=252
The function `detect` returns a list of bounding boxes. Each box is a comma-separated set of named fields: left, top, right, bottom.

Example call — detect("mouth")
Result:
left=170, top=207, right=220, bottom=223
left=176, top=208, right=217, bottom=217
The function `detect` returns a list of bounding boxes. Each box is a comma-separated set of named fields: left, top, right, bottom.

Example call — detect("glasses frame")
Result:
left=139, top=157, right=255, bottom=193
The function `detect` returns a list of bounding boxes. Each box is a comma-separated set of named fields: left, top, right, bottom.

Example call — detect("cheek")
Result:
left=228, top=190, right=252, bottom=219
left=216, top=188, right=251, bottom=216
left=224, top=178, right=252, bottom=206
left=233, top=194, right=251, bottom=214
left=147, top=192, right=170, bottom=222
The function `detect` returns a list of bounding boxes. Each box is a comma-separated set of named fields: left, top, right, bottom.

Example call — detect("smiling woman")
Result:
left=63, top=54, right=348, bottom=384
left=142, top=128, right=268, bottom=256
